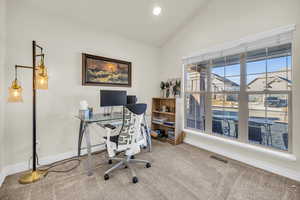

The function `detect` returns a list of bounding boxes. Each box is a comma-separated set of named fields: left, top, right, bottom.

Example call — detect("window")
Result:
left=184, top=40, right=292, bottom=151
left=185, top=61, right=208, bottom=131
left=211, top=55, right=240, bottom=138
left=246, top=44, right=291, bottom=150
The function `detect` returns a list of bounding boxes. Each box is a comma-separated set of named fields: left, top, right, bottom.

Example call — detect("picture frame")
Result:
left=82, top=53, right=132, bottom=87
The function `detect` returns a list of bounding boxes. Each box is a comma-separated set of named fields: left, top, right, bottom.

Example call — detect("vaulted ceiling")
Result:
left=22, top=0, right=208, bottom=47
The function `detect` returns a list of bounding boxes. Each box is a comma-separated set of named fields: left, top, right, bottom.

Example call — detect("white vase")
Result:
left=160, top=90, right=165, bottom=98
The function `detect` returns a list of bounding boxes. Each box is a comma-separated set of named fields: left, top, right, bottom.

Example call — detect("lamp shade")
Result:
left=36, top=59, right=48, bottom=90
left=36, top=73, right=48, bottom=90
left=8, top=80, right=23, bottom=102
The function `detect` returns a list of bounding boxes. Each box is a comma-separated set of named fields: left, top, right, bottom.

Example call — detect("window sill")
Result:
left=183, top=128, right=296, bottom=161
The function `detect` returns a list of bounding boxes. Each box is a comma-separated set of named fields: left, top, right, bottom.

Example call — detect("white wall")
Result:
left=160, top=0, right=300, bottom=180
left=0, top=0, right=7, bottom=181
left=3, top=0, right=160, bottom=167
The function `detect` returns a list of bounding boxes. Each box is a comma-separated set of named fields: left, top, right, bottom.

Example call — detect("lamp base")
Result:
left=18, top=170, right=47, bottom=184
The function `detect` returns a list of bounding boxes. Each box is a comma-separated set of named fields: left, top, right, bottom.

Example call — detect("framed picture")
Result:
left=82, top=53, right=132, bottom=87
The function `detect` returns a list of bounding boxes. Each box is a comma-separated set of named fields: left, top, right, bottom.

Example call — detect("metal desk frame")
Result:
left=76, top=113, right=152, bottom=176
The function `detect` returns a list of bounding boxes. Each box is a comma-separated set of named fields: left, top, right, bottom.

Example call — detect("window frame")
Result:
left=183, top=45, right=293, bottom=153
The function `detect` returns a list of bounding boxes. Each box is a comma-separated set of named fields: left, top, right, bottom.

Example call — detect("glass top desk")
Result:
left=75, top=112, right=151, bottom=176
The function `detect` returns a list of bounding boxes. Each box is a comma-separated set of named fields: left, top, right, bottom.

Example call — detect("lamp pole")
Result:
left=32, top=40, right=37, bottom=171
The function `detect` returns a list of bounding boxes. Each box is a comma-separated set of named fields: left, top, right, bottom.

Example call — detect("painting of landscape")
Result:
left=82, top=54, right=131, bottom=87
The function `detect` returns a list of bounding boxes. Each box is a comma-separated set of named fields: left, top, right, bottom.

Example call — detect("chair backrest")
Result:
left=117, top=104, right=147, bottom=147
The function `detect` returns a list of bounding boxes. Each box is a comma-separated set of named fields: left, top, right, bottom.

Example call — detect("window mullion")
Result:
left=265, top=48, right=268, bottom=124
left=183, top=64, right=186, bottom=129
left=206, top=60, right=212, bottom=134
left=238, top=53, right=248, bottom=142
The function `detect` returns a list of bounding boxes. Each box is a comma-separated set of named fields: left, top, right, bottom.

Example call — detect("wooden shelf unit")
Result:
left=152, top=111, right=175, bottom=116
left=151, top=97, right=184, bottom=145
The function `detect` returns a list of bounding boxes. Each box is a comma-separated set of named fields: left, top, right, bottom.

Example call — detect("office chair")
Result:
left=102, top=103, right=151, bottom=183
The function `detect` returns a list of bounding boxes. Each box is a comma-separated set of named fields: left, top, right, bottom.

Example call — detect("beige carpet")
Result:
left=0, top=141, right=299, bottom=200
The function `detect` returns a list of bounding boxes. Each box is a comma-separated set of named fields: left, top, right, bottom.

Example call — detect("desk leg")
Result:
left=143, top=116, right=152, bottom=152
left=84, top=125, right=93, bottom=176
left=78, top=121, right=85, bottom=158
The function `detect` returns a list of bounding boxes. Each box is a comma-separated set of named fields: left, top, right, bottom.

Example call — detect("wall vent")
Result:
left=210, top=155, right=228, bottom=163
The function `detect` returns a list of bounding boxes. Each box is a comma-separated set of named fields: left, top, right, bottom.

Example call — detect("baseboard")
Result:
left=184, top=137, right=300, bottom=182
left=0, top=170, right=5, bottom=187
left=0, top=144, right=106, bottom=185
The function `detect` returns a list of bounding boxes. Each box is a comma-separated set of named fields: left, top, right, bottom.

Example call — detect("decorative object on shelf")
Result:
left=159, top=78, right=181, bottom=99
left=7, top=41, right=49, bottom=184
left=161, top=105, right=167, bottom=112
left=82, top=53, right=132, bottom=87
left=88, top=107, right=93, bottom=118
left=160, top=81, right=166, bottom=98
left=165, top=81, right=170, bottom=98
left=79, top=100, right=89, bottom=119
left=172, top=80, right=181, bottom=98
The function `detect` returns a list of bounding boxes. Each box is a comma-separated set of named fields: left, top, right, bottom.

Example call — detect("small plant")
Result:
left=172, top=80, right=181, bottom=96
left=165, top=82, right=170, bottom=89
left=160, top=81, right=166, bottom=90
left=172, top=81, right=177, bottom=96
left=160, top=82, right=166, bottom=98
left=165, top=82, right=170, bottom=98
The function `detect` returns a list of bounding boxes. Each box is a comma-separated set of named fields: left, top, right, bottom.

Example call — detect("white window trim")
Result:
left=182, top=25, right=295, bottom=153
left=182, top=24, right=295, bottom=65
left=184, top=128, right=296, bottom=161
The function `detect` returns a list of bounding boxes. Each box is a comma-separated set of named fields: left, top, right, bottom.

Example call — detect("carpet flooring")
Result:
left=0, top=141, right=299, bottom=200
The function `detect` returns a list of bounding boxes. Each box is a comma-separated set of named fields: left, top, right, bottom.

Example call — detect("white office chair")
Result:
left=102, top=103, right=151, bottom=183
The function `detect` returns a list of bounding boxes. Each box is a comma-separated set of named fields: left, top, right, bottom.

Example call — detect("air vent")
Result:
left=210, top=155, right=228, bottom=163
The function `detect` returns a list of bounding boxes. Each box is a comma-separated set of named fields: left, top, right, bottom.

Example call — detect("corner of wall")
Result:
left=0, top=0, right=7, bottom=187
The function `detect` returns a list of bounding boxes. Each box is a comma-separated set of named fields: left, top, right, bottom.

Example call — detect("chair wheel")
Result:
left=108, top=159, right=112, bottom=164
left=146, top=163, right=151, bottom=168
left=130, top=155, right=135, bottom=159
left=104, top=174, right=109, bottom=180
left=132, top=176, right=138, bottom=183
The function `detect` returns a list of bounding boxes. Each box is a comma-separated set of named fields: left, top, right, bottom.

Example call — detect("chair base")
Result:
left=104, top=155, right=151, bottom=183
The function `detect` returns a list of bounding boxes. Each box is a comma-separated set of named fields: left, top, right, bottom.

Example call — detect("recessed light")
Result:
left=153, top=6, right=162, bottom=16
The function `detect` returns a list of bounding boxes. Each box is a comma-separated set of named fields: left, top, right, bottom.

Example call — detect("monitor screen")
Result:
left=127, top=95, right=137, bottom=104
left=100, top=90, right=127, bottom=107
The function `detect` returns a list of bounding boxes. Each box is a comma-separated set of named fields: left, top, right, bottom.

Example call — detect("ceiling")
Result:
left=23, top=0, right=208, bottom=47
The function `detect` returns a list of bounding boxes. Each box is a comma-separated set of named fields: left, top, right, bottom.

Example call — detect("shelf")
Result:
left=152, top=97, right=175, bottom=100
left=151, top=96, right=183, bottom=145
left=152, top=121, right=175, bottom=129
left=152, top=111, right=175, bottom=116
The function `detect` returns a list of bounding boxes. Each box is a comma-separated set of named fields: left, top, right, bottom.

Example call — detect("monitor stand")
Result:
left=103, top=106, right=114, bottom=116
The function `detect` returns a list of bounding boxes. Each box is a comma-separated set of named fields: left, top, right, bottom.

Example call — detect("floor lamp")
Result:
left=8, top=40, right=49, bottom=184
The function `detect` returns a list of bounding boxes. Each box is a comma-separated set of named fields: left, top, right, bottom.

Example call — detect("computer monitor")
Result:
left=127, top=95, right=137, bottom=104
left=100, top=90, right=127, bottom=107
